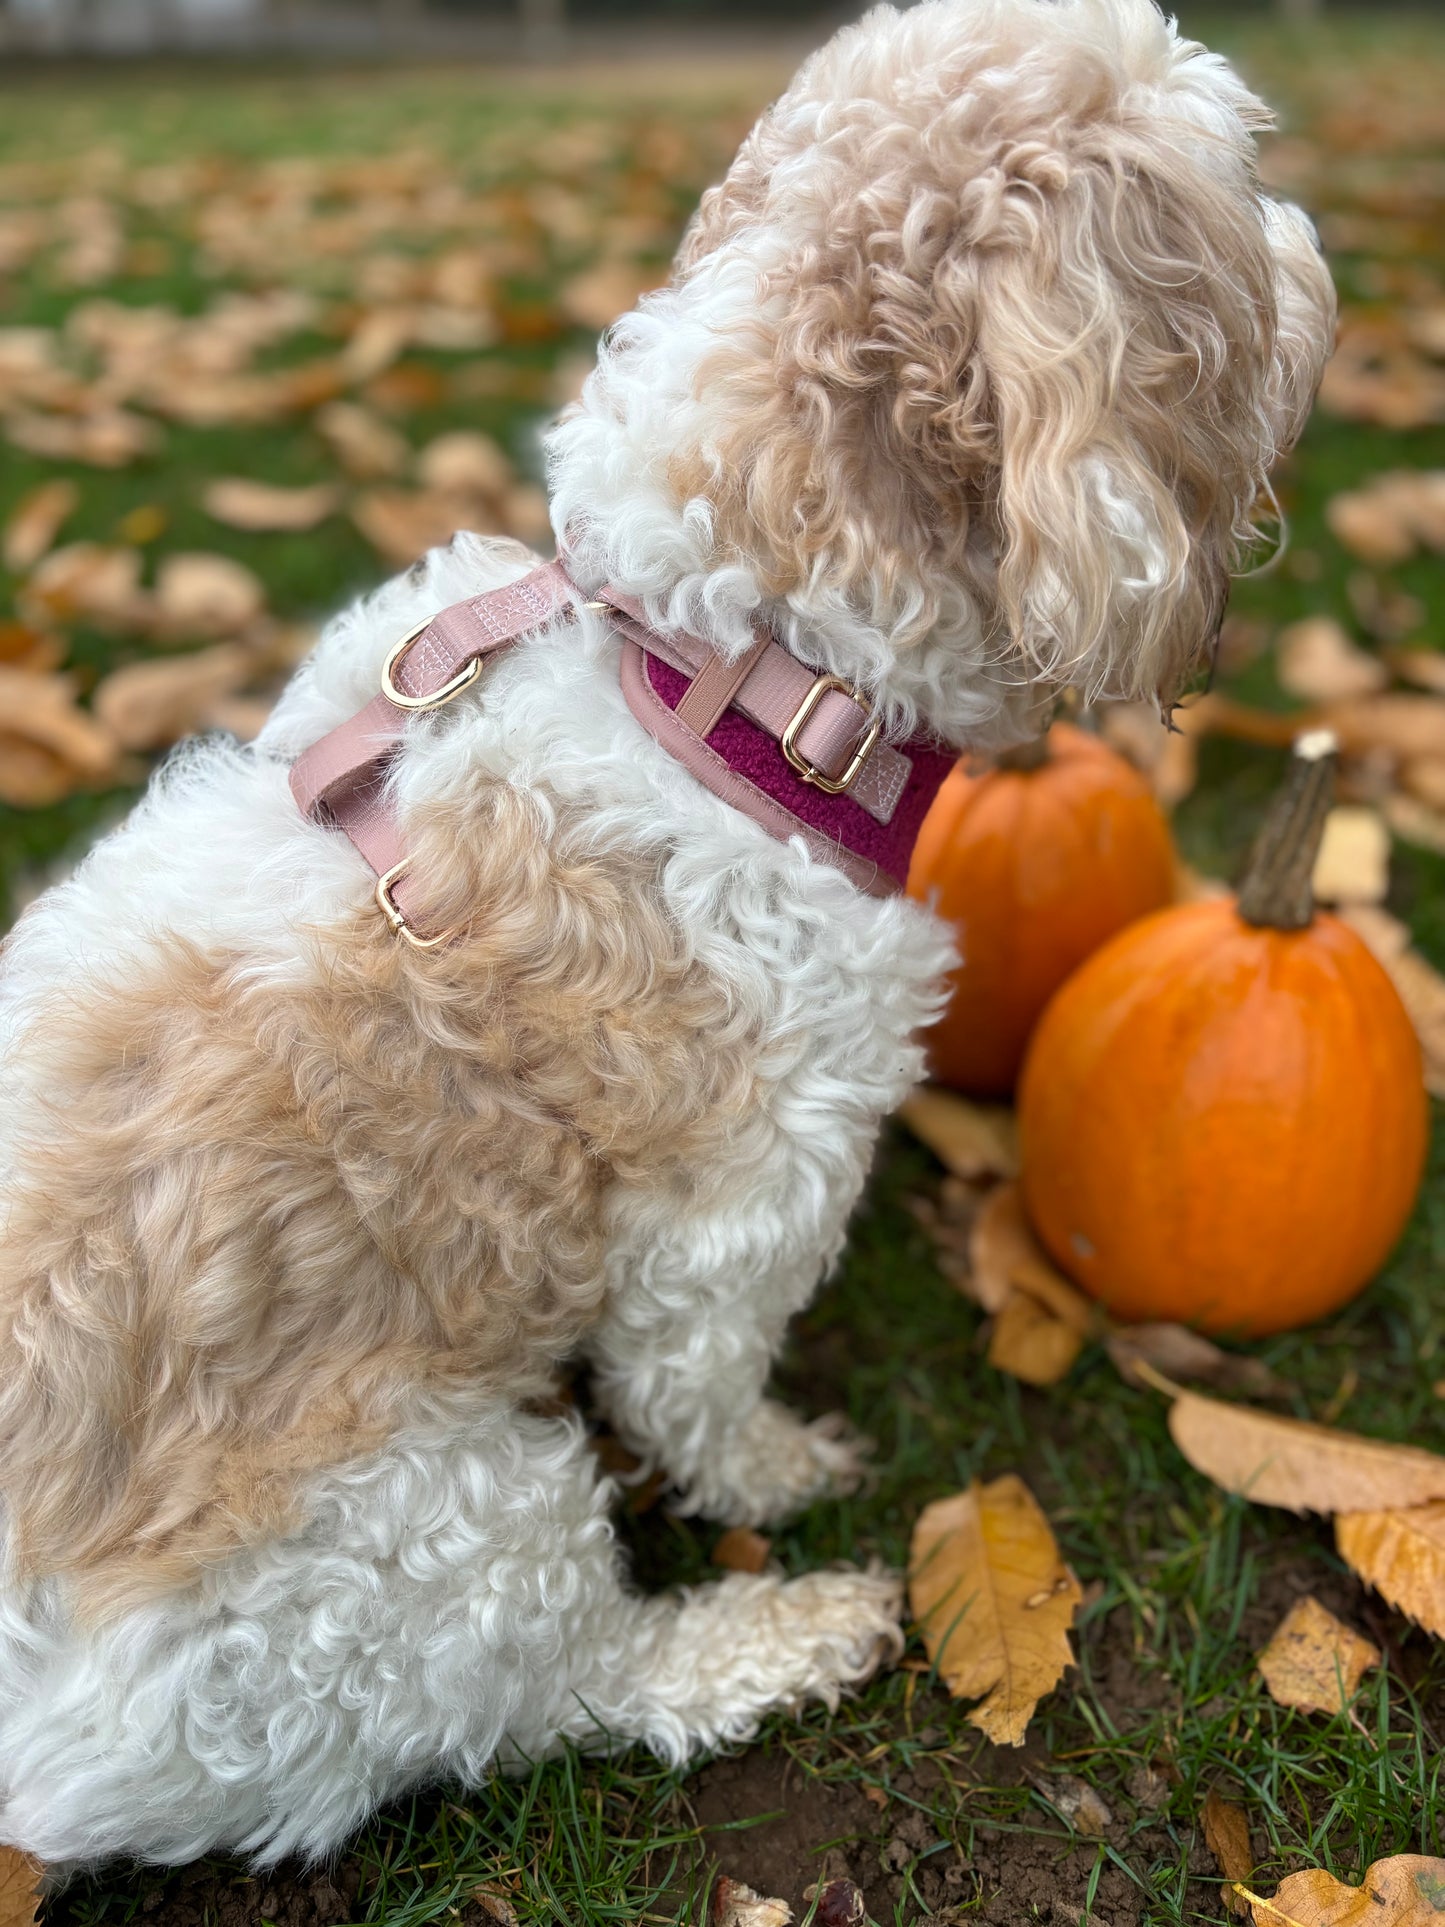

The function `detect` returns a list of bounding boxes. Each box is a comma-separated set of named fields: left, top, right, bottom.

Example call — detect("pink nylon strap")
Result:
left=289, top=560, right=939, bottom=942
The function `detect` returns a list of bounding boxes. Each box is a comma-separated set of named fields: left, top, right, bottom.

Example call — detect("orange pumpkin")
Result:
left=1018, top=732, right=1428, bottom=1337
left=906, top=724, right=1176, bottom=1098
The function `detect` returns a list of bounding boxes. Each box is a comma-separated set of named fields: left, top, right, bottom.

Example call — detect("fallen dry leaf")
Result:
left=417, top=429, right=513, bottom=500
left=202, top=478, right=341, bottom=533
left=1168, top=1390, right=1445, bottom=1514
left=1312, top=806, right=1390, bottom=906
left=19, top=541, right=148, bottom=634
left=0, top=666, right=119, bottom=805
left=560, top=259, right=665, bottom=331
left=986, top=1288, right=1084, bottom=1388
left=1201, top=1790, right=1254, bottom=1918
left=470, top=1891, right=518, bottom=1927
left=1398, top=758, right=1445, bottom=811
left=711, top=1877, right=792, bottom=1927
left=2, top=478, right=79, bottom=574
left=0, top=1846, right=41, bottom=1927
left=1324, top=695, right=1445, bottom=763
left=1246, top=1855, right=1445, bottom=1926
left=1387, top=650, right=1445, bottom=698
left=1337, top=1502, right=1445, bottom=1639
left=351, top=488, right=474, bottom=568
left=1383, top=794, right=1445, bottom=858
left=314, top=399, right=411, bottom=480
left=898, top=1087, right=1019, bottom=1181
left=1105, top=1325, right=1286, bottom=1400
left=968, top=1183, right=1086, bottom=1322
left=5, top=405, right=160, bottom=468
left=1276, top=619, right=1388, bottom=703
left=1340, top=905, right=1445, bottom=1098
left=1257, top=1596, right=1380, bottom=1715
left=712, top=1527, right=771, bottom=1575
left=153, top=552, right=266, bottom=641
left=1327, top=471, right=1445, bottom=566
left=1036, top=1773, right=1112, bottom=1837
left=92, top=644, right=255, bottom=752
left=909, top=1474, right=1081, bottom=1746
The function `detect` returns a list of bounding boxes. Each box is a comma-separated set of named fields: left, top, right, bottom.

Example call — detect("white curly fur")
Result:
left=0, top=0, right=1332, bottom=1874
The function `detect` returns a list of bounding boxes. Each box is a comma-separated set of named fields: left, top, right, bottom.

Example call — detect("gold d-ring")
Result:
left=375, top=859, right=459, bottom=950
left=381, top=621, right=482, bottom=711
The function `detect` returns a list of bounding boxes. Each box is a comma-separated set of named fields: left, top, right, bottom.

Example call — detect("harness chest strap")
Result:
left=288, top=562, right=942, bottom=944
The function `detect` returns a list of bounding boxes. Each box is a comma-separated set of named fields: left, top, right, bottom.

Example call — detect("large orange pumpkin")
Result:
left=907, top=724, right=1176, bottom=1097
left=1018, top=732, right=1428, bottom=1337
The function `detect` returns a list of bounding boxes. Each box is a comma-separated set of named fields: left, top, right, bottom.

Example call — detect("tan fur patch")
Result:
left=0, top=781, right=754, bottom=1617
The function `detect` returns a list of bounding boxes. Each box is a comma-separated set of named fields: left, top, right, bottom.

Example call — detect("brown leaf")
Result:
left=19, top=542, right=148, bottom=634
left=202, top=479, right=341, bottom=533
left=1337, top=1501, right=1445, bottom=1638
left=987, top=1290, right=1084, bottom=1388
left=351, top=488, right=470, bottom=568
left=1340, top=905, right=1445, bottom=1098
left=1276, top=619, right=1388, bottom=703
left=1248, top=1855, right=1445, bottom=1926
left=898, top=1087, right=1019, bottom=1181
left=908, top=1474, right=1081, bottom=1746
left=1257, top=1596, right=1380, bottom=1715
left=153, top=553, right=266, bottom=641
left=1397, top=758, right=1445, bottom=812
left=0, top=667, right=119, bottom=805
left=1383, top=794, right=1445, bottom=859
left=0, top=1846, right=42, bottom=1927
left=711, top=1877, right=792, bottom=1927
left=3, top=478, right=79, bottom=574
left=1168, top=1389, right=1445, bottom=1514
left=5, top=406, right=160, bottom=467
left=1201, top=1790, right=1254, bottom=1917
left=1311, top=807, right=1390, bottom=906
left=1106, top=1325, right=1286, bottom=1400
left=1324, top=695, right=1445, bottom=763
left=712, top=1527, right=771, bottom=1574
left=416, top=430, right=513, bottom=501
left=1038, top=1774, right=1112, bottom=1837
left=560, top=259, right=665, bottom=332
left=92, top=644, right=255, bottom=752
left=968, top=1184, right=1098, bottom=1334
left=470, top=1891, right=518, bottom=1927
left=1386, top=650, right=1445, bottom=698
left=314, top=400, right=411, bottom=480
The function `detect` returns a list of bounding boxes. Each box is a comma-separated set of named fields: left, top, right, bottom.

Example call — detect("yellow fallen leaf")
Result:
left=92, top=643, right=255, bottom=752
left=1387, top=650, right=1445, bottom=698
left=898, top=1087, right=1019, bottom=1181
left=1337, top=1501, right=1445, bottom=1638
left=1323, top=695, right=1445, bottom=763
left=0, top=1844, right=42, bottom=1927
left=908, top=1474, right=1081, bottom=1746
left=986, top=1290, right=1083, bottom=1387
left=1326, top=483, right=1421, bottom=566
left=1247, top=1855, right=1445, bottom=1927
left=1383, top=794, right=1445, bottom=859
left=2, top=478, right=79, bottom=574
left=1398, top=758, right=1445, bottom=812
left=5, top=406, right=160, bottom=467
left=1256, top=1596, right=1380, bottom=1715
left=1276, top=619, right=1387, bottom=704
left=1312, top=807, right=1390, bottom=906
left=202, top=478, right=341, bottom=533
left=560, top=259, right=665, bottom=332
left=968, top=1184, right=1098, bottom=1339
left=1168, top=1389, right=1445, bottom=1514
left=1201, top=1790, right=1254, bottom=1918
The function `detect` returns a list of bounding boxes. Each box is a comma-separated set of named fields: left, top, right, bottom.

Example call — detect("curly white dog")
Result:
left=0, top=0, right=1331, bottom=1872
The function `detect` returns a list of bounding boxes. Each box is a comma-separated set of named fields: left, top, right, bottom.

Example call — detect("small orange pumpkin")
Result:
left=1018, top=731, right=1428, bottom=1337
left=907, top=723, right=1176, bottom=1098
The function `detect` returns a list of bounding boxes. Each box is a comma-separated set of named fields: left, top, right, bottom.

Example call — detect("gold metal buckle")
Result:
left=375, top=859, right=459, bottom=951
left=780, top=675, right=882, bottom=795
left=381, top=620, right=482, bottom=712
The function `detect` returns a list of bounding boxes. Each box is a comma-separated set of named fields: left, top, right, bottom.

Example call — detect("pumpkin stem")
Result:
left=995, top=734, right=1051, bottom=773
left=1236, top=729, right=1339, bottom=932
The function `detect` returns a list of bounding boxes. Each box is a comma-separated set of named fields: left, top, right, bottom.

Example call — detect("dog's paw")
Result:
left=678, top=1399, right=875, bottom=1527
left=770, top=1561, right=906, bottom=1709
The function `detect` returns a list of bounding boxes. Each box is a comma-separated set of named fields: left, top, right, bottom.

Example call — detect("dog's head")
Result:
left=548, top=0, right=1335, bottom=745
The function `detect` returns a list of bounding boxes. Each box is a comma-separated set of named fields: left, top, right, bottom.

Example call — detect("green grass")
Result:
left=10, top=15, right=1445, bottom=1927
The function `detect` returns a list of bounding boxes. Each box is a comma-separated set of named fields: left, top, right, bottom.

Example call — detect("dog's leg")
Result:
left=589, top=1215, right=872, bottom=1528
left=516, top=1557, right=904, bottom=1768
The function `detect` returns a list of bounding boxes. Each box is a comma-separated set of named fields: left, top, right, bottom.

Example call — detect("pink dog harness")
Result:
left=289, top=560, right=954, bottom=946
